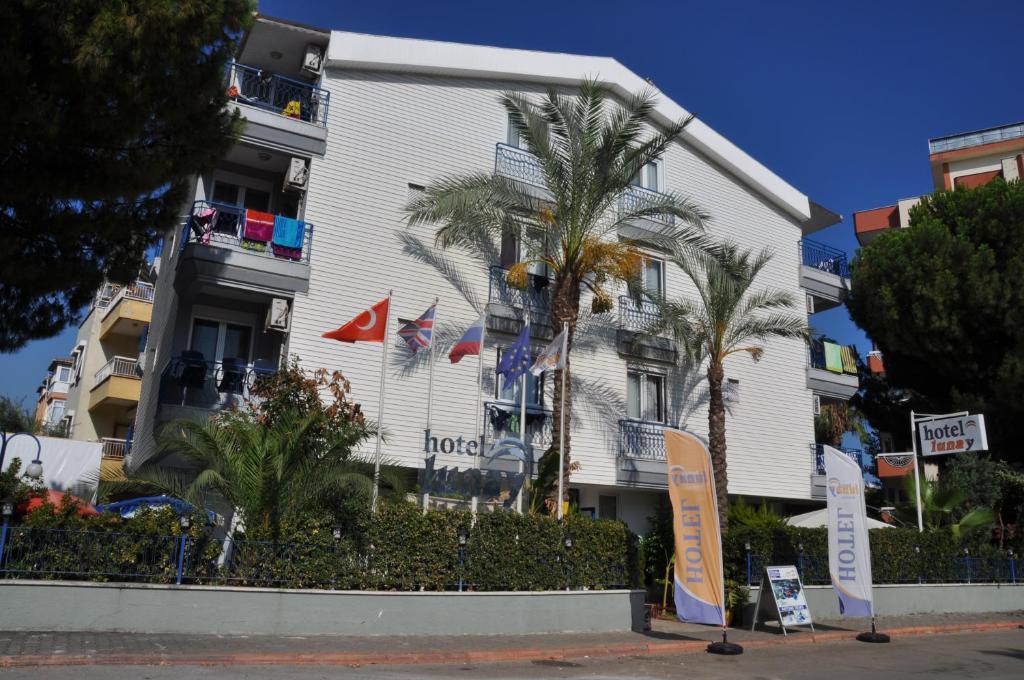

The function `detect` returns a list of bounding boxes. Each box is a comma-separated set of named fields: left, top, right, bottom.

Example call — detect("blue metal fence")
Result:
left=800, top=238, right=850, bottom=278
left=226, top=62, right=330, bottom=127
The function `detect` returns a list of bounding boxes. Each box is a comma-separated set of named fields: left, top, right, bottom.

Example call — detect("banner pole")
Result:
left=556, top=322, right=567, bottom=521
left=423, top=297, right=439, bottom=514
left=910, top=410, right=924, bottom=532
left=371, top=290, right=393, bottom=514
left=517, top=323, right=527, bottom=514
left=472, top=309, right=487, bottom=517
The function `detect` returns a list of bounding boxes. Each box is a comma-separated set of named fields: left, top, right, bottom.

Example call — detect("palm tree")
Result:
left=656, top=246, right=808, bottom=531
left=100, top=409, right=403, bottom=542
left=407, top=81, right=710, bottom=504
left=902, top=477, right=995, bottom=537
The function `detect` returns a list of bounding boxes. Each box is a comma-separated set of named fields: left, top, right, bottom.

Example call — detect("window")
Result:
left=642, top=257, right=664, bottom=299
left=495, top=348, right=542, bottom=407
left=242, top=188, right=270, bottom=212
left=724, top=378, right=740, bottom=404
left=631, top=161, right=660, bottom=191
left=211, top=179, right=273, bottom=213
left=598, top=495, right=618, bottom=521
left=48, top=399, right=66, bottom=425
left=189, top=318, right=253, bottom=363
left=507, top=114, right=524, bottom=148
left=627, top=369, right=665, bottom=423
left=211, top=181, right=241, bottom=205
left=56, top=366, right=72, bottom=383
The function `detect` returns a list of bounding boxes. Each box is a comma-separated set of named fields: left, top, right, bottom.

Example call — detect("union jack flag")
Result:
left=397, top=304, right=436, bottom=354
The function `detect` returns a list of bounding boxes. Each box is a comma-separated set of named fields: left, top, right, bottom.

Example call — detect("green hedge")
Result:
left=2, top=500, right=639, bottom=592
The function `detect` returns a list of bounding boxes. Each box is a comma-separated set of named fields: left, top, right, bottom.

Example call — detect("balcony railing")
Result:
left=158, top=355, right=279, bottom=410
left=494, top=143, right=546, bottom=188
left=101, top=438, right=127, bottom=460
left=94, top=356, right=140, bottom=384
left=800, top=238, right=849, bottom=278
left=226, top=62, right=330, bottom=127
left=618, top=296, right=661, bottom=332
left=811, top=444, right=875, bottom=476
left=482, top=401, right=552, bottom=453
left=619, top=419, right=668, bottom=460
left=618, top=185, right=675, bottom=227
left=94, top=281, right=154, bottom=310
left=181, top=201, right=313, bottom=263
left=487, top=266, right=551, bottom=321
left=807, top=339, right=859, bottom=374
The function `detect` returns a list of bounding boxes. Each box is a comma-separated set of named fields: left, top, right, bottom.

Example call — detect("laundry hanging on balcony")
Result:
left=823, top=341, right=844, bottom=374
left=242, top=210, right=275, bottom=251
left=272, top=215, right=306, bottom=260
left=840, top=345, right=859, bottom=375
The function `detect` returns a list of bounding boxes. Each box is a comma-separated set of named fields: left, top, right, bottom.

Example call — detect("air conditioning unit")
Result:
left=812, top=394, right=821, bottom=416
left=806, top=294, right=815, bottom=315
left=266, top=298, right=290, bottom=332
left=286, top=157, right=309, bottom=191
left=302, top=44, right=324, bottom=75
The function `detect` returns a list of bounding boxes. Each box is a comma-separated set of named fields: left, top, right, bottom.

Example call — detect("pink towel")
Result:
left=243, top=210, right=274, bottom=242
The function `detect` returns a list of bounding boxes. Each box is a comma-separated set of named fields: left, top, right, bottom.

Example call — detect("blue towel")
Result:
left=272, top=216, right=305, bottom=250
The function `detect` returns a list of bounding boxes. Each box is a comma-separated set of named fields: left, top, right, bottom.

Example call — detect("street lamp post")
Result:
left=563, top=532, right=573, bottom=591
left=0, top=432, right=44, bottom=481
left=176, top=515, right=191, bottom=585
left=0, top=498, right=13, bottom=569
left=457, top=527, right=467, bottom=592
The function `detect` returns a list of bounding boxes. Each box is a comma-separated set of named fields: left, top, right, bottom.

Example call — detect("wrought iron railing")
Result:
left=800, top=238, right=850, bottom=278
left=810, top=443, right=873, bottom=475
left=482, top=401, right=552, bottom=453
left=494, top=143, right=546, bottom=187
left=619, top=419, right=668, bottom=460
left=95, top=280, right=154, bottom=310
left=158, top=356, right=279, bottom=410
left=618, top=185, right=675, bottom=226
left=487, top=266, right=551, bottom=321
left=94, top=356, right=140, bottom=384
left=101, top=438, right=127, bottom=459
left=226, top=62, right=330, bottom=127
left=181, top=201, right=313, bottom=263
left=617, top=295, right=661, bottom=331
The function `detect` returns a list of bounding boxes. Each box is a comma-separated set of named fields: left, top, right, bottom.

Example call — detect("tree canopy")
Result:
left=848, top=179, right=1024, bottom=460
left=0, top=0, right=253, bottom=351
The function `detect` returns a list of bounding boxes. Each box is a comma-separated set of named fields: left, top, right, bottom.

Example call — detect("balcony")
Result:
left=99, top=282, right=154, bottom=340
left=485, top=265, right=553, bottom=338
left=807, top=339, right=859, bottom=399
left=799, top=238, right=850, bottom=313
left=89, top=356, right=141, bottom=411
left=617, top=185, right=680, bottom=245
left=226, top=62, right=329, bottom=157
left=482, top=401, right=552, bottom=454
left=494, top=143, right=547, bottom=188
left=157, top=354, right=279, bottom=418
left=101, top=438, right=127, bottom=460
left=616, top=420, right=670, bottom=488
left=616, top=296, right=677, bottom=364
left=177, top=201, right=312, bottom=295
left=810, top=444, right=879, bottom=499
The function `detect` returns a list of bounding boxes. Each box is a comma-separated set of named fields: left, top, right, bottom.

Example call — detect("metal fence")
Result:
left=494, top=143, right=546, bottom=187
left=226, top=62, right=330, bottom=127
left=182, top=201, right=314, bottom=263
left=619, top=419, right=667, bottom=460
left=744, top=552, right=1020, bottom=587
left=618, top=296, right=661, bottom=332
left=800, top=238, right=850, bottom=278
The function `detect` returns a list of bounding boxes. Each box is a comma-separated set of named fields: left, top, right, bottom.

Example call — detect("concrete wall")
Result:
left=747, top=583, right=1024, bottom=621
left=0, top=581, right=645, bottom=637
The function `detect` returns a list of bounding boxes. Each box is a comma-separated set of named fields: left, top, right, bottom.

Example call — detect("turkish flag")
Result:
left=322, top=297, right=390, bottom=343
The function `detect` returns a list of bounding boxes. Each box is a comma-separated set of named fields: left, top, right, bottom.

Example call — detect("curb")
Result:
left=0, top=620, right=1020, bottom=668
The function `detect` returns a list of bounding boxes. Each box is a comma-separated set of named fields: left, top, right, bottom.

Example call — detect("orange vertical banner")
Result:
left=664, top=428, right=726, bottom=626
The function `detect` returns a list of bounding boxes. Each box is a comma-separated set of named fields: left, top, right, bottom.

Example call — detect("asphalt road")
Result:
left=2, top=630, right=1021, bottom=679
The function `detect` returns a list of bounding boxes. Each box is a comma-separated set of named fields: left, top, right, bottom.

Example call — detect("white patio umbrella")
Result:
left=785, top=507, right=893, bottom=530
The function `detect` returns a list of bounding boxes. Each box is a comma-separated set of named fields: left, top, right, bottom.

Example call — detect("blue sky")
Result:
left=3, top=0, right=1023, bottom=407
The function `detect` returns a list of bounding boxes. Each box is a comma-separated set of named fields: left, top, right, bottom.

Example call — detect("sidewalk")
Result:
left=0, top=612, right=1020, bottom=668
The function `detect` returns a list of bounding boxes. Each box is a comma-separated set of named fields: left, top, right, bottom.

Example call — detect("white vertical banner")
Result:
left=824, top=445, right=873, bottom=618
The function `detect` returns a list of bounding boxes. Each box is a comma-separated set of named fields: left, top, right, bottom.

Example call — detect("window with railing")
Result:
left=182, top=201, right=313, bottom=263
left=483, top=401, right=552, bottom=452
left=225, top=62, right=330, bottom=127
left=94, top=356, right=140, bottom=384
left=619, top=419, right=667, bottom=460
left=487, top=266, right=551, bottom=319
left=800, top=238, right=849, bottom=278
left=618, top=185, right=675, bottom=226
left=618, top=296, right=661, bottom=331
left=494, top=143, right=546, bottom=187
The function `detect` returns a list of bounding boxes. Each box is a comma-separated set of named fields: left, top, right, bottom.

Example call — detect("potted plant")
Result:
left=724, top=578, right=750, bottom=627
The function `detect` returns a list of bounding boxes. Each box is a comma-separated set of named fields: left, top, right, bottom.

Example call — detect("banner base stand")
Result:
left=707, top=630, right=743, bottom=655
left=856, top=619, right=890, bottom=643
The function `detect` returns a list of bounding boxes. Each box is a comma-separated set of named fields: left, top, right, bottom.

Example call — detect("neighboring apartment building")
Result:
left=129, top=14, right=864, bottom=532
left=34, top=277, right=155, bottom=474
left=34, top=358, right=74, bottom=433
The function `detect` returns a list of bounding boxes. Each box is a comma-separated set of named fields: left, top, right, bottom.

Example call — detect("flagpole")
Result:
left=517, top=323, right=528, bottom=514
left=556, top=322, right=568, bottom=521
left=472, top=308, right=487, bottom=516
left=371, top=290, right=393, bottom=513
left=423, top=297, right=439, bottom=514
left=910, top=409, right=924, bottom=533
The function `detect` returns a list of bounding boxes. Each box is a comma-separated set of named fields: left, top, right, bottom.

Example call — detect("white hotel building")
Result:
left=129, top=14, right=859, bottom=533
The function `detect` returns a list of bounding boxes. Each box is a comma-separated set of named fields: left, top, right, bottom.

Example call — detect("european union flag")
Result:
left=496, top=323, right=531, bottom=390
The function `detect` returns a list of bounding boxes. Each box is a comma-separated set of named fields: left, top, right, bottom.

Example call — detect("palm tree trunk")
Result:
left=548, top=274, right=580, bottom=509
left=707, top=360, right=729, bottom=533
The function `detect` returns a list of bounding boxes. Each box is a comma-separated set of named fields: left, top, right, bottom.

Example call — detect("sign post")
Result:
left=750, top=565, right=815, bottom=637
left=908, top=411, right=986, bottom=532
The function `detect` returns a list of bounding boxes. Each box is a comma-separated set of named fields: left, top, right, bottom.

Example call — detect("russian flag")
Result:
left=449, top=314, right=485, bottom=363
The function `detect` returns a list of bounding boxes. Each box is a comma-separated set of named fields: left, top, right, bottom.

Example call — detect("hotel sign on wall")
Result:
left=917, top=413, right=988, bottom=456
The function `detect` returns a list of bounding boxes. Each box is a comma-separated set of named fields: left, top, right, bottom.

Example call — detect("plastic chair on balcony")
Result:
left=217, top=357, right=247, bottom=394
left=178, top=350, right=208, bottom=389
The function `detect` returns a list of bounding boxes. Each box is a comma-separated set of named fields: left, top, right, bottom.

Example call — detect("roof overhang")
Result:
left=326, top=31, right=828, bottom=225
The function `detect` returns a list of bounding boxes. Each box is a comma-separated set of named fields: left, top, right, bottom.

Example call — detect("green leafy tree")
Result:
left=408, top=81, right=710, bottom=503
left=0, top=396, right=37, bottom=433
left=900, top=476, right=995, bottom=538
left=0, top=0, right=253, bottom=351
left=656, top=246, right=807, bottom=531
left=848, top=179, right=1024, bottom=459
